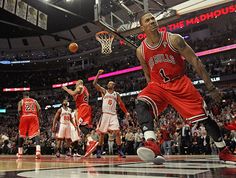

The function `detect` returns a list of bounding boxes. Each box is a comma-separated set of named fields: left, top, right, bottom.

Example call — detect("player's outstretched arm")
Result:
left=62, top=86, right=81, bottom=96
left=136, top=46, right=150, bottom=83
left=117, top=94, right=130, bottom=118
left=93, top=70, right=106, bottom=95
left=170, top=33, right=222, bottom=103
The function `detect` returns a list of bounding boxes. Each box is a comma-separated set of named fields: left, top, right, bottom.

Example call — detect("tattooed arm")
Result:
left=170, top=33, right=222, bottom=102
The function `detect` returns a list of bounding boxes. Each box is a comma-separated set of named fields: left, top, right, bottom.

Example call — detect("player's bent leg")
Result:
left=84, top=140, right=99, bottom=158
left=65, top=139, right=72, bottom=157
left=72, top=141, right=81, bottom=157
left=135, top=100, right=155, bottom=134
left=83, top=128, right=98, bottom=158
left=199, top=116, right=236, bottom=164
left=56, top=139, right=62, bottom=158
left=135, top=100, right=164, bottom=163
left=95, top=132, right=104, bottom=158
left=114, top=131, right=126, bottom=158
left=17, top=137, right=24, bottom=159
left=200, top=116, right=224, bottom=145
left=34, top=135, right=41, bottom=159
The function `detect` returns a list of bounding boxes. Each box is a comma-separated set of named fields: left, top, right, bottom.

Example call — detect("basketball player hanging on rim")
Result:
left=93, top=70, right=130, bottom=158
left=62, top=80, right=98, bottom=157
left=17, top=92, right=41, bottom=159
left=135, top=12, right=236, bottom=164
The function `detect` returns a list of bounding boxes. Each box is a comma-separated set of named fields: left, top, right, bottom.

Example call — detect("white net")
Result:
left=95, top=31, right=114, bottom=54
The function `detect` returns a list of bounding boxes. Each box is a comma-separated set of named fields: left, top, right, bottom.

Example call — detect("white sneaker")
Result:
left=153, top=155, right=165, bottom=165
left=137, top=147, right=155, bottom=162
left=73, top=153, right=82, bottom=157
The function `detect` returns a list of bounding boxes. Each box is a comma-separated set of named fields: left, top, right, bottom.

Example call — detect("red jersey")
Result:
left=21, top=98, right=38, bottom=116
left=74, top=86, right=89, bottom=108
left=141, top=31, right=185, bottom=84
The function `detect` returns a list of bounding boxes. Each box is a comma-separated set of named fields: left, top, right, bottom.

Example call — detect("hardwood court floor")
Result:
left=0, top=155, right=235, bottom=178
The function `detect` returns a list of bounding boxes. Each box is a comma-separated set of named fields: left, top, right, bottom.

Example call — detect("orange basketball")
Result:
left=68, top=42, right=78, bottom=53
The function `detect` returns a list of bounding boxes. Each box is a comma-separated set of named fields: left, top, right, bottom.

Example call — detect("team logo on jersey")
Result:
left=148, top=54, right=176, bottom=70
left=163, top=41, right=167, bottom=48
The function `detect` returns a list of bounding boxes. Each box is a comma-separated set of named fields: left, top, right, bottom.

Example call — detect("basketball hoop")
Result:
left=96, top=31, right=114, bottom=54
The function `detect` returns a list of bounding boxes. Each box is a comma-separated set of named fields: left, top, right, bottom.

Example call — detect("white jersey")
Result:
left=59, top=107, right=72, bottom=125
left=102, top=90, right=118, bottom=115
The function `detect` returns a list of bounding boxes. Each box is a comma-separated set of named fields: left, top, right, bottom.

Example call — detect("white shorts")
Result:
left=57, top=123, right=71, bottom=139
left=96, top=113, right=120, bottom=133
left=70, top=125, right=80, bottom=142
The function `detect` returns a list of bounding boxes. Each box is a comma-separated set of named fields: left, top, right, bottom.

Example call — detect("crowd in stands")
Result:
left=0, top=88, right=235, bottom=156
left=187, top=29, right=236, bottom=52
left=0, top=48, right=235, bottom=112
left=0, top=47, right=235, bottom=91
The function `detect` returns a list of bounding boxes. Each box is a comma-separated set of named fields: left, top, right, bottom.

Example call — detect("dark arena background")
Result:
left=0, top=0, right=236, bottom=177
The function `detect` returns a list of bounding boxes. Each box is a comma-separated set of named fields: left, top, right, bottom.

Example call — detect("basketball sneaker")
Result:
left=96, top=149, right=102, bottom=158
left=117, top=149, right=126, bottom=158
left=137, top=139, right=165, bottom=163
left=219, top=147, right=236, bottom=164
left=66, top=151, right=72, bottom=157
left=84, top=141, right=98, bottom=157
left=73, top=153, right=82, bottom=157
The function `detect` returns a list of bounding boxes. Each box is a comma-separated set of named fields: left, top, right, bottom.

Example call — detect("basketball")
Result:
left=68, top=42, right=78, bottom=53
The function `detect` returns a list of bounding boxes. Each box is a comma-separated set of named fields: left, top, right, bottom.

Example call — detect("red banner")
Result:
left=3, top=87, right=30, bottom=92
left=121, top=3, right=236, bottom=43
left=160, top=4, right=236, bottom=31
left=52, top=80, right=77, bottom=88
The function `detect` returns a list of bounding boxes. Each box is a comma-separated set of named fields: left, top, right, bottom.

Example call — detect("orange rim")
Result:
left=96, top=31, right=109, bottom=35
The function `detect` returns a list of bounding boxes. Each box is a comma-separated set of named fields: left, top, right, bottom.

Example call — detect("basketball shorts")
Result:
left=77, top=103, right=92, bottom=127
left=19, top=114, right=39, bottom=138
left=96, top=113, right=120, bottom=133
left=70, top=123, right=80, bottom=142
left=137, top=75, right=208, bottom=123
left=57, top=123, right=71, bottom=139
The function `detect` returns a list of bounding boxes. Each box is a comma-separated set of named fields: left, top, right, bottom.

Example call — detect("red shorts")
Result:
left=77, top=103, right=92, bottom=127
left=19, top=114, right=39, bottom=138
left=138, top=75, right=207, bottom=123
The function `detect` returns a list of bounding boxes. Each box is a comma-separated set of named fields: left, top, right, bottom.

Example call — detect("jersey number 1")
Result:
left=159, top=69, right=170, bottom=82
